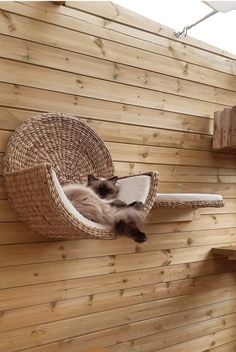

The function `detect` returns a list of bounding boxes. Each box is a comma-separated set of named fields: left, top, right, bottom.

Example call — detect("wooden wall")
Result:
left=0, top=1, right=236, bottom=351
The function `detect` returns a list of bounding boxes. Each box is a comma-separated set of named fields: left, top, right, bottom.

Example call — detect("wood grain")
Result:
left=0, top=2, right=236, bottom=351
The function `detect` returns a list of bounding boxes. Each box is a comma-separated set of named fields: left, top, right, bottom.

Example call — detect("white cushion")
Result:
left=156, top=193, right=223, bottom=202
left=117, top=175, right=150, bottom=204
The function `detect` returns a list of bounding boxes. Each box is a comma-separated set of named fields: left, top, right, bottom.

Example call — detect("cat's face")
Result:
left=88, top=175, right=119, bottom=200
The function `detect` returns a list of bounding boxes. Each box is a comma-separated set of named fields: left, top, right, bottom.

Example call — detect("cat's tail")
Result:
left=113, top=207, right=147, bottom=243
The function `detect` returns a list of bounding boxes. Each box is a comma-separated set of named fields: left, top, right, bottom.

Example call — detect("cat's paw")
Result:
left=133, top=232, right=147, bottom=243
left=128, top=201, right=144, bottom=210
left=111, top=199, right=127, bottom=208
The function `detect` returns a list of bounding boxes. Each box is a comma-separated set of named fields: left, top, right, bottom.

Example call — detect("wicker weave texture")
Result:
left=3, top=113, right=159, bottom=239
left=4, top=164, right=117, bottom=239
left=154, top=199, right=224, bottom=208
left=4, top=112, right=114, bottom=184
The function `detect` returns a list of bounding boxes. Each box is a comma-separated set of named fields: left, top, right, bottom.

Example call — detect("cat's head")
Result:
left=87, top=175, right=119, bottom=200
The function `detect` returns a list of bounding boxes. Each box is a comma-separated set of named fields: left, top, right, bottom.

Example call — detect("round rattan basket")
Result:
left=3, top=112, right=159, bottom=240
left=4, top=112, right=114, bottom=184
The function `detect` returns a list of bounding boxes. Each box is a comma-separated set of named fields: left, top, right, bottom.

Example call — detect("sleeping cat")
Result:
left=63, top=175, right=147, bottom=243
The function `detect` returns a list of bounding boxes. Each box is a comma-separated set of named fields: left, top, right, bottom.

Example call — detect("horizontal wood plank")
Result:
left=0, top=110, right=213, bottom=152
left=0, top=34, right=235, bottom=106
left=0, top=58, right=225, bottom=118
left=107, top=142, right=236, bottom=169
left=4, top=1, right=236, bottom=75
left=0, top=9, right=235, bottom=91
left=4, top=229, right=236, bottom=267
left=1, top=274, right=236, bottom=333
left=150, top=326, right=236, bottom=352
left=208, top=340, right=236, bottom=352
left=0, top=86, right=214, bottom=134
left=1, top=287, right=236, bottom=352
left=0, top=1, right=236, bottom=351
left=1, top=263, right=236, bottom=311
left=66, top=1, right=236, bottom=61
left=1, top=241, right=236, bottom=288
left=13, top=321, right=236, bottom=352
left=108, top=313, right=236, bottom=351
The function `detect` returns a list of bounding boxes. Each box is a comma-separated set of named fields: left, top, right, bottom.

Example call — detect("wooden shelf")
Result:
left=213, top=106, right=236, bottom=150
left=212, top=246, right=236, bottom=260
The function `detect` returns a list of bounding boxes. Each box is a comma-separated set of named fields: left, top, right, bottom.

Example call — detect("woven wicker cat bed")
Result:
left=3, top=113, right=159, bottom=240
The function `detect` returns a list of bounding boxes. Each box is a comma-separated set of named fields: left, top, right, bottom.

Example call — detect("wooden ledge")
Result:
left=212, top=246, right=236, bottom=260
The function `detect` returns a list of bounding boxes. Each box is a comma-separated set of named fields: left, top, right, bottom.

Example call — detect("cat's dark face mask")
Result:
left=87, top=175, right=119, bottom=199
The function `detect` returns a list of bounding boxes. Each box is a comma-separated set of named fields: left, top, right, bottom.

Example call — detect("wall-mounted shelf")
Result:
left=154, top=193, right=224, bottom=209
left=212, top=246, right=236, bottom=260
left=213, top=106, right=236, bottom=150
left=150, top=193, right=224, bottom=223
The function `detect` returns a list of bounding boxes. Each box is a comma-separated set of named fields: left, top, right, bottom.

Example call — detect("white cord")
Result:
left=174, top=9, right=218, bottom=38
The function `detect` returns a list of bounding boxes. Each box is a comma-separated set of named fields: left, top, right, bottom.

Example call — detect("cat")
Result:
left=63, top=175, right=147, bottom=243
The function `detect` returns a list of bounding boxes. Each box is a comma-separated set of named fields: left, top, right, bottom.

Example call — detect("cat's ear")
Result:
left=108, top=176, right=118, bottom=184
left=88, top=175, right=97, bottom=185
